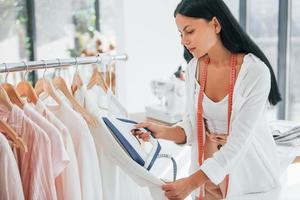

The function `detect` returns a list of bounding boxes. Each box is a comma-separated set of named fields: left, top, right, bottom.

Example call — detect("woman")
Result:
left=133, top=0, right=282, bottom=199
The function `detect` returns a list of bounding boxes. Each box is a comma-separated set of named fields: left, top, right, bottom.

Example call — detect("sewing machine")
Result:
left=145, top=77, right=185, bottom=124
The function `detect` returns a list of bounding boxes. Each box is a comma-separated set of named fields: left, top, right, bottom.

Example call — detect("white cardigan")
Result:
left=176, top=53, right=282, bottom=199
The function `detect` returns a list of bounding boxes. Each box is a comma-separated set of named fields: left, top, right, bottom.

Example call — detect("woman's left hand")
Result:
left=162, top=177, right=194, bottom=200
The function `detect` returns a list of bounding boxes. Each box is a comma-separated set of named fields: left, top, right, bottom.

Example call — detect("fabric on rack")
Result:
left=46, top=100, right=103, bottom=200
left=75, top=86, right=165, bottom=200
left=0, top=134, right=24, bottom=200
left=0, top=105, right=57, bottom=200
left=88, top=85, right=128, bottom=117
left=88, top=84, right=129, bottom=117
left=75, top=86, right=120, bottom=200
left=34, top=99, right=82, bottom=200
left=23, top=103, right=75, bottom=200
left=87, top=85, right=108, bottom=109
left=23, top=103, right=70, bottom=177
left=76, top=86, right=154, bottom=200
left=98, top=114, right=165, bottom=200
left=107, top=89, right=129, bottom=117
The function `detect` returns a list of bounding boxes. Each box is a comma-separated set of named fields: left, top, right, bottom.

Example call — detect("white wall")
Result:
left=107, top=0, right=184, bottom=113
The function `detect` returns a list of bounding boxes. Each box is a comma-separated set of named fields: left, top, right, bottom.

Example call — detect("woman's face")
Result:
left=175, top=14, right=220, bottom=58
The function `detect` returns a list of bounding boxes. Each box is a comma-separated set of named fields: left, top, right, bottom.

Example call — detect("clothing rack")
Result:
left=0, top=53, right=128, bottom=73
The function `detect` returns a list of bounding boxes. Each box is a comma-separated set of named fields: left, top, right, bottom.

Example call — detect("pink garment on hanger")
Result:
left=34, top=99, right=82, bottom=200
left=0, top=105, right=57, bottom=200
left=23, top=103, right=70, bottom=177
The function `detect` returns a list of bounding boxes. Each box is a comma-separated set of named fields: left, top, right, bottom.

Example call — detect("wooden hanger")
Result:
left=17, top=81, right=38, bottom=104
left=16, top=61, right=38, bottom=104
left=87, top=64, right=108, bottom=92
left=0, top=85, right=13, bottom=111
left=0, top=84, right=27, bottom=152
left=35, top=78, right=63, bottom=104
left=52, top=76, right=98, bottom=127
left=34, top=60, right=62, bottom=105
left=2, top=83, right=25, bottom=109
left=1, top=63, right=25, bottom=108
left=71, top=72, right=83, bottom=95
left=105, top=63, right=116, bottom=94
left=70, top=58, right=83, bottom=95
left=0, top=119, right=27, bottom=152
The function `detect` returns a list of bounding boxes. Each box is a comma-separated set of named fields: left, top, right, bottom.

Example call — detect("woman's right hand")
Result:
left=131, top=122, right=167, bottom=141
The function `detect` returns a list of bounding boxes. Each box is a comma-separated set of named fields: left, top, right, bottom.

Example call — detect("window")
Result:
left=0, top=0, right=28, bottom=83
left=35, top=0, right=96, bottom=81
left=247, top=0, right=279, bottom=120
left=35, top=0, right=75, bottom=59
left=248, top=0, right=279, bottom=74
left=288, top=0, right=300, bottom=121
left=223, top=0, right=239, bottom=20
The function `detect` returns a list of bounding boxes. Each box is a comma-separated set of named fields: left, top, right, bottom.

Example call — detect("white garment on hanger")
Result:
left=74, top=86, right=120, bottom=200
left=74, top=86, right=165, bottom=200
left=98, top=114, right=166, bottom=200
left=0, top=134, right=24, bottom=200
left=88, top=86, right=128, bottom=117
left=88, top=85, right=108, bottom=109
left=46, top=100, right=103, bottom=200
left=107, top=89, right=129, bottom=117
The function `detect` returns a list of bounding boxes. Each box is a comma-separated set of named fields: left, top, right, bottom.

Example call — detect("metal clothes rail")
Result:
left=0, top=53, right=128, bottom=73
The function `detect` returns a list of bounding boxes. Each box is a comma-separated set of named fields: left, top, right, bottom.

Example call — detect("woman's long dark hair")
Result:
left=175, top=0, right=281, bottom=105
